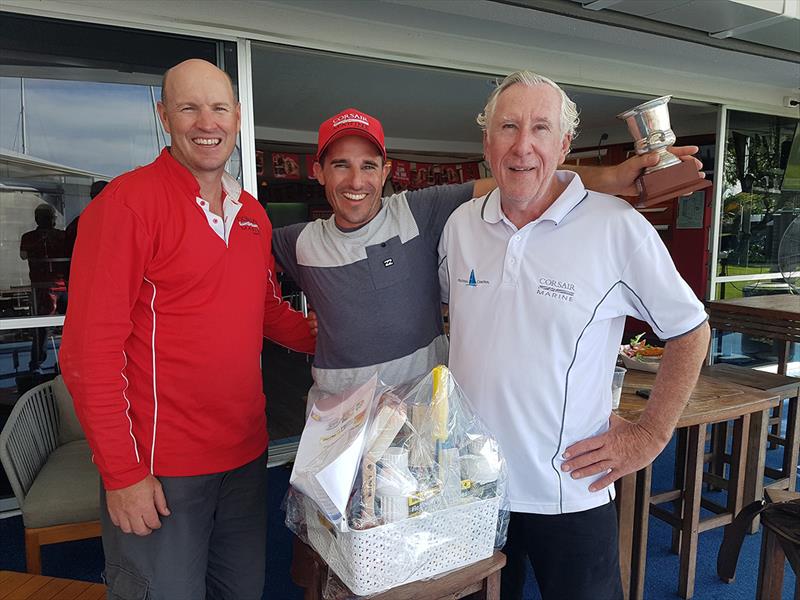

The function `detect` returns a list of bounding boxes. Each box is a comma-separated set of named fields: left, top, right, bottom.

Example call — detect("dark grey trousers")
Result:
left=100, top=453, right=268, bottom=600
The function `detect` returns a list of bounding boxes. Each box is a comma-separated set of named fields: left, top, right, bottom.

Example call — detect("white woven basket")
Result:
left=305, top=496, right=500, bottom=596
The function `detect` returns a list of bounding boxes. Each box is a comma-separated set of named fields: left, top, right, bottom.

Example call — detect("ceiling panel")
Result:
left=568, top=1, right=694, bottom=18
left=649, top=0, right=784, bottom=32
left=566, top=0, right=799, bottom=53
left=736, top=19, right=800, bottom=52
left=251, top=43, right=717, bottom=151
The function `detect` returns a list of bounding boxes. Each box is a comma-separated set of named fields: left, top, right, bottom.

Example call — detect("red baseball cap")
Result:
left=316, top=108, right=386, bottom=161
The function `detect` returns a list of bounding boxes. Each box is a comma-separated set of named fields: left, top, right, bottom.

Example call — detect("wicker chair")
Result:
left=0, top=376, right=100, bottom=573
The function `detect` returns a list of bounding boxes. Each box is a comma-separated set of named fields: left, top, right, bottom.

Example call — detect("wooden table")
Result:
left=0, top=570, right=105, bottom=599
left=291, top=539, right=505, bottom=599
left=706, top=294, right=800, bottom=374
left=614, top=370, right=780, bottom=600
left=702, top=364, right=800, bottom=524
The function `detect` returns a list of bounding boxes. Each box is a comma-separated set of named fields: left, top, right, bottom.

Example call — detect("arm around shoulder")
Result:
left=262, top=229, right=316, bottom=354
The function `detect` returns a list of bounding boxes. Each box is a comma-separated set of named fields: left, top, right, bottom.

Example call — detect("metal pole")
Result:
left=20, top=77, right=27, bottom=154
left=149, top=85, right=162, bottom=153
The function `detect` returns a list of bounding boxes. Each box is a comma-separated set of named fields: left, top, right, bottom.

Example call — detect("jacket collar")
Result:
left=155, top=147, right=242, bottom=204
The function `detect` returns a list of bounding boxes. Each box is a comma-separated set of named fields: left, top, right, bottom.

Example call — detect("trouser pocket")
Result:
left=105, top=563, right=149, bottom=600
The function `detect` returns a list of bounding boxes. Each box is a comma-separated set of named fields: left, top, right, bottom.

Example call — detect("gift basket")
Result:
left=286, top=365, right=508, bottom=597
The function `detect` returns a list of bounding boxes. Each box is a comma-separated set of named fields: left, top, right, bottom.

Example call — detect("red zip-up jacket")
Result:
left=60, top=149, right=315, bottom=490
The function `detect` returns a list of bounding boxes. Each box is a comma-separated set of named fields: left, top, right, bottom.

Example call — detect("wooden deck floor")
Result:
left=0, top=570, right=105, bottom=600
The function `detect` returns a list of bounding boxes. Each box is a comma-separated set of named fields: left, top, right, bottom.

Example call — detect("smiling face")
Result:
left=313, top=136, right=391, bottom=230
left=484, top=83, right=571, bottom=217
left=157, top=59, right=240, bottom=182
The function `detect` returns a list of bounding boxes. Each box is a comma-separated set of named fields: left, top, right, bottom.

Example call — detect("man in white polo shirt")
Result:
left=438, top=71, right=710, bottom=600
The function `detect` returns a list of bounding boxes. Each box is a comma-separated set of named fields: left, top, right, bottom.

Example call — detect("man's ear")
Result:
left=313, top=161, right=325, bottom=185
left=156, top=102, right=171, bottom=135
left=381, top=160, right=391, bottom=185
left=482, top=130, right=491, bottom=164
left=559, top=133, right=573, bottom=165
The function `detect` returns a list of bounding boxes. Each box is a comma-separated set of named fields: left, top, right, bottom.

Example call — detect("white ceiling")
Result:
left=565, top=0, right=800, bottom=53
left=251, top=43, right=718, bottom=156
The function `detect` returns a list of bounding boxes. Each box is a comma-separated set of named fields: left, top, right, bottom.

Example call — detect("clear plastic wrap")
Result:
left=286, top=365, right=509, bottom=598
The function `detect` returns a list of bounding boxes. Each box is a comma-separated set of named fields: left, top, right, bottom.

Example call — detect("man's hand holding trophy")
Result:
left=618, top=96, right=712, bottom=207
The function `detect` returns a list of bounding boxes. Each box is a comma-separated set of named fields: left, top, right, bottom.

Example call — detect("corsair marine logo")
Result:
left=537, top=277, right=576, bottom=302
left=457, top=269, right=489, bottom=287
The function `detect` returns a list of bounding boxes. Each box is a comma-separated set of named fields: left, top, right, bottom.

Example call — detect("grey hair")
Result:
left=477, top=71, right=580, bottom=140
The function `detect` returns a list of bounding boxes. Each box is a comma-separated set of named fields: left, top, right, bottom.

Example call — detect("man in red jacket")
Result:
left=60, top=59, right=316, bottom=600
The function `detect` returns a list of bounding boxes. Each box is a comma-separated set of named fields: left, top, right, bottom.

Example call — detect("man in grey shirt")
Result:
left=271, top=107, right=700, bottom=405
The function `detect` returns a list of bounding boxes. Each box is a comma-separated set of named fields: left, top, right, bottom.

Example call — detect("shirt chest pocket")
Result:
left=365, top=236, right=410, bottom=290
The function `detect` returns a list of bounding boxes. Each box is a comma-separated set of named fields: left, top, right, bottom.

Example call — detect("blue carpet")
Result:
left=1, top=420, right=797, bottom=599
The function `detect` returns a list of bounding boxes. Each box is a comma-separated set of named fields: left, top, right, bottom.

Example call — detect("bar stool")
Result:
left=758, top=489, right=800, bottom=600
left=291, top=537, right=506, bottom=600
left=702, top=364, right=800, bottom=532
left=717, top=488, right=800, bottom=599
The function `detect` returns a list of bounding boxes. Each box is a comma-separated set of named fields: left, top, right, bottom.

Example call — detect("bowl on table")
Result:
left=619, top=346, right=662, bottom=373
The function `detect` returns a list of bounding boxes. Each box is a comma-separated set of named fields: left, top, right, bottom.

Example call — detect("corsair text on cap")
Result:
left=317, top=108, right=387, bottom=161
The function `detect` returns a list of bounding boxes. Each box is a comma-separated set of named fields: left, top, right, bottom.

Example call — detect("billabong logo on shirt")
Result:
left=457, top=269, right=489, bottom=287
left=237, top=217, right=260, bottom=235
left=537, top=277, right=575, bottom=303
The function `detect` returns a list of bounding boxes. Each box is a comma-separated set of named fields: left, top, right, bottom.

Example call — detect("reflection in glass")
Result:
left=711, top=280, right=799, bottom=376
left=717, top=111, right=800, bottom=285
left=0, top=77, right=165, bottom=176
left=0, top=326, right=63, bottom=501
left=715, top=278, right=797, bottom=301
left=0, top=149, right=115, bottom=318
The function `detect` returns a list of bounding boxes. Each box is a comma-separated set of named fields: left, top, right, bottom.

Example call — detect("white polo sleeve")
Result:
left=619, top=227, right=708, bottom=341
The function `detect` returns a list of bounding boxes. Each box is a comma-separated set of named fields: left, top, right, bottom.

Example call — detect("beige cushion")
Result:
left=52, top=375, right=85, bottom=445
left=22, top=439, right=99, bottom=529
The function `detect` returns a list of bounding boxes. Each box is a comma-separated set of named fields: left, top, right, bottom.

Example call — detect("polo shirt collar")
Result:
left=155, top=147, right=242, bottom=204
left=481, top=170, right=587, bottom=228
left=221, top=171, right=242, bottom=205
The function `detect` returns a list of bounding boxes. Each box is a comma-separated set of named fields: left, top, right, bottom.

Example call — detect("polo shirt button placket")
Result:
left=504, top=237, right=521, bottom=285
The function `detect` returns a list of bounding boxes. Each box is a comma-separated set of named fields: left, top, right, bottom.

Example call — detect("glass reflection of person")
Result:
left=65, top=180, right=108, bottom=282
left=19, top=203, right=67, bottom=372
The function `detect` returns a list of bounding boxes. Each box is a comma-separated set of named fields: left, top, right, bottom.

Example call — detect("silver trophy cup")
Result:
left=617, top=96, right=681, bottom=175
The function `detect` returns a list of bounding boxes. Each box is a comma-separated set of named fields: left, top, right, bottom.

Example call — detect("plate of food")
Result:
left=619, top=333, right=664, bottom=373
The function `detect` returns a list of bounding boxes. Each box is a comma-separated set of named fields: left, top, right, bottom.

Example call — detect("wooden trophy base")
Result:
left=636, top=160, right=712, bottom=207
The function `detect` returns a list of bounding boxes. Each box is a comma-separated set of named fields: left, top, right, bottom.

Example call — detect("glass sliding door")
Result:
left=710, top=108, right=799, bottom=371
left=0, top=12, right=235, bottom=507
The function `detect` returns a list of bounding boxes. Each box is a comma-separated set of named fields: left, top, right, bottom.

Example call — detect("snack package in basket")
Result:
left=285, top=365, right=509, bottom=598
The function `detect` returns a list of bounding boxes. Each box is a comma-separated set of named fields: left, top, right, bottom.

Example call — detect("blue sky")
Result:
left=0, top=77, right=166, bottom=177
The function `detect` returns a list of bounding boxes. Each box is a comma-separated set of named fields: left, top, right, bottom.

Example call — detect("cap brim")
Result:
left=317, top=128, right=386, bottom=161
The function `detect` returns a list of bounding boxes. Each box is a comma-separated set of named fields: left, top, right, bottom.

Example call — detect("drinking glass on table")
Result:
left=612, top=366, right=627, bottom=410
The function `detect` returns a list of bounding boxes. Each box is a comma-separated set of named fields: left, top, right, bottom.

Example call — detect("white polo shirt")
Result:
left=438, top=171, right=707, bottom=515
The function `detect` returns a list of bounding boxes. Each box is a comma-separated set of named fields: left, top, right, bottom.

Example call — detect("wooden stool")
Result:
left=702, top=364, right=800, bottom=529
left=290, top=537, right=506, bottom=600
left=757, top=489, right=800, bottom=600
